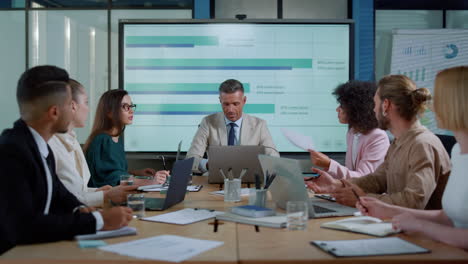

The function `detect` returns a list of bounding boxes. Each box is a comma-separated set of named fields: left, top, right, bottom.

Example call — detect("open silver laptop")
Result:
left=207, top=145, right=266, bottom=184
left=258, top=154, right=357, bottom=218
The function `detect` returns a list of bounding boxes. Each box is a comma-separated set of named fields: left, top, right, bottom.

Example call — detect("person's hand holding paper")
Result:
left=309, top=149, right=331, bottom=169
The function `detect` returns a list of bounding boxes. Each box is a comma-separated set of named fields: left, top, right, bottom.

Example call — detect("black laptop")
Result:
left=144, top=157, right=194, bottom=211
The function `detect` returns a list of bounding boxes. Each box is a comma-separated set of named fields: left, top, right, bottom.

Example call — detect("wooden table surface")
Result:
left=2, top=176, right=468, bottom=263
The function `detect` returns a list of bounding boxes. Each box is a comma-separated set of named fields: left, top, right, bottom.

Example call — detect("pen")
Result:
left=255, top=174, right=261, bottom=190
left=239, top=168, right=248, bottom=180
left=161, top=155, right=167, bottom=170
left=351, top=188, right=368, bottom=212
left=219, top=168, right=227, bottom=180
left=194, top=208, right=215, bottom=212
left=228, top=168, right=233, bottom=180
left=264, top=173, right=276, bottom=189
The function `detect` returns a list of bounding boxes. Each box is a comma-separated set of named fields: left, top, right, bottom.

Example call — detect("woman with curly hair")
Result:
left=309, top=81, right=390, bottom=179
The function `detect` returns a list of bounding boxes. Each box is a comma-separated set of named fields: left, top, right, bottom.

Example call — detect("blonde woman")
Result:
left=49, top=80, right=136, bottom=206
left=356, top=66, right=468, bottom=249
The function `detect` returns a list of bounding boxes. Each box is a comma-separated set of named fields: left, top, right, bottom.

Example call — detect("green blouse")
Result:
left=85, top=133, right=127, bottom=187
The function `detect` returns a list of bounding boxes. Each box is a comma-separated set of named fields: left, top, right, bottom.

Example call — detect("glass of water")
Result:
left=286, top=201, right=308, bottom=230
left=127, top=193, right=145, bottom=218
left=120, top=174, right=134, bottom=186
left=224, top=178, right=241, bottom=202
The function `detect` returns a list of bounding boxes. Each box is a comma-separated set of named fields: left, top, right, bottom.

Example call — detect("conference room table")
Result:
left=2, top=176, right=468, bottom=264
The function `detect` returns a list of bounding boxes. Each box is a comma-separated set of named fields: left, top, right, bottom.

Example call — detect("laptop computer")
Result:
left=257, top=154, right=357, bottom=218
left=207, top=145, right=266, bottom=184
left=175, top=140, right=182, bottom=162
left=144, top=157, right=194, bottom=211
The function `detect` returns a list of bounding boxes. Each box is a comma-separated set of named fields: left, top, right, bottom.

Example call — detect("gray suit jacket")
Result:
left=186, top=112, right=278, bottom=172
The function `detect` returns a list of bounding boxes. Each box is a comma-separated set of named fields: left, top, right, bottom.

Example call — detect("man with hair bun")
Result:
left=307, top=75, right=451, bottom=210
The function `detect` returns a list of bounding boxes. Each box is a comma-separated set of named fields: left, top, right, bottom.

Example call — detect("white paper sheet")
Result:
left=141, top=185, right=203, bottom=192
left=209, top=188, right=250, bottom=196
left=100, top=235, right=224, bottom=262
left=142, top=208, right=224, bottom=225
left=280, top=128, right=314, bottom=151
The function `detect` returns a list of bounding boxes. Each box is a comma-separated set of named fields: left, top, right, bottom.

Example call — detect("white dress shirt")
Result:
left=28, top=127, right=53, bottom=215
left=28, top=126, right=103, bottom=230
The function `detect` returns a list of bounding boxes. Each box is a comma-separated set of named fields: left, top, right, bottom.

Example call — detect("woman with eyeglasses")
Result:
left=84, top=89, right=168, bottom=187
left=49, top=80, right=138, bottom=205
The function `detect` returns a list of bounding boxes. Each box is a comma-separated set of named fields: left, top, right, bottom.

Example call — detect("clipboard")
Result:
left=311, top=237, right=430, bottom=257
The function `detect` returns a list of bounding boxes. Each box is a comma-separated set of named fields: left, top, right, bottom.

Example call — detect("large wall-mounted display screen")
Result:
left=120, top=20, right=352, bottom=152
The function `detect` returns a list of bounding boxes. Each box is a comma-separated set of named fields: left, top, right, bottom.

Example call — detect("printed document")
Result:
left=281, top=128, right=314, bottom=151
left=100, top=235, right=223, bottom=262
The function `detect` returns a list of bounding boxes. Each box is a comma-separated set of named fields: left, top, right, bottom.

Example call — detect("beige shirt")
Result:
left=49, top=131, right=104, bottom=207
left=351, top=121, right=451, bottom=209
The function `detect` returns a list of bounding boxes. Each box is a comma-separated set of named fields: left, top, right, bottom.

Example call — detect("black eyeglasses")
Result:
left=121, top=103, right=137, bottom=112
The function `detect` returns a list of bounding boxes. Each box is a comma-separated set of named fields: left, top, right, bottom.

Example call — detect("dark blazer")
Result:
left=0, top=119, right=96, bottom=254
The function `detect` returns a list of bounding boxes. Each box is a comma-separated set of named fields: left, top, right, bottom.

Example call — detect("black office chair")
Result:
left=435, top=134, right=457, bottom=158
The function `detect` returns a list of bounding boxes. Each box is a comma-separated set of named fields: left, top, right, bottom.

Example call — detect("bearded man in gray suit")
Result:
left=186, top=79, right=278, bottom=173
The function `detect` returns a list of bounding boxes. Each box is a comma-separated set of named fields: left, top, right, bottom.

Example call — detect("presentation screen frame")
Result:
left=119, top=19, right=354, bottom=155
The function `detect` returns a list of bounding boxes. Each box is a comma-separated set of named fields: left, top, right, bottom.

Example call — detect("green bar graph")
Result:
left=126, top=83, right=250, bottom=93
left=126, top=58, right=312, bottom=68
left=126, top=36, right=219, bottom=46
left=137, top=104, right=275, bottom=114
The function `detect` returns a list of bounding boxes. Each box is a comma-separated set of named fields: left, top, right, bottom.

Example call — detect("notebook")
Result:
left=74, top=226, right=137, bottom=240
left=321, top=216, right=399, bottom=237
left=142, top=208, right=224, bottom=225
left=311, top=237, right=430, bottom=257
left=216, top=212, right=287, bottom=228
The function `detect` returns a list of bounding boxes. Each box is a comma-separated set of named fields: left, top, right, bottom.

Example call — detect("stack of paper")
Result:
left=216, top=212, right=287, bottom=228
left=142, top=208, right=224, bottom=225
left=320, top=216, right=399, bottom=237
left=75, top=226, right=137, bottom=240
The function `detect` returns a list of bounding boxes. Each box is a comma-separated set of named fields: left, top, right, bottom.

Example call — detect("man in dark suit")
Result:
left=0, top=66, right=133, bottom=254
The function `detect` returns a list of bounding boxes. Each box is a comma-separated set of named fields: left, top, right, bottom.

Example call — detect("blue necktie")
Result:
left=228, top=123, right=236, bottom=146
